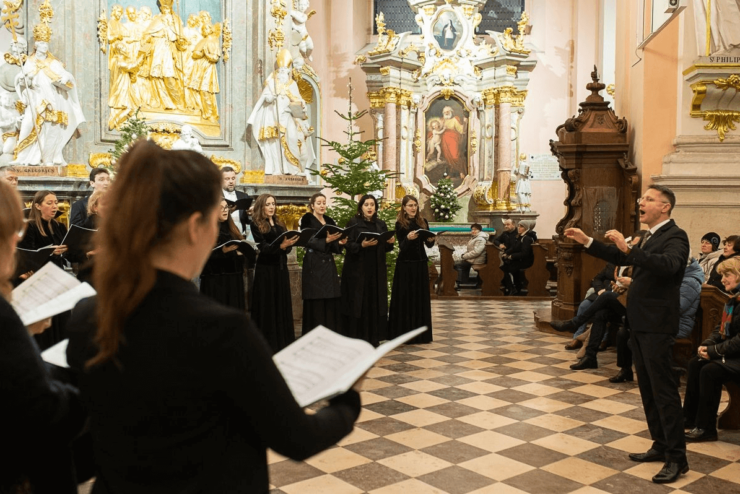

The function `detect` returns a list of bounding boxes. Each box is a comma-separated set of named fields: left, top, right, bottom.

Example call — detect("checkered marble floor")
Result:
left=268, top=299, right=740, bottom=494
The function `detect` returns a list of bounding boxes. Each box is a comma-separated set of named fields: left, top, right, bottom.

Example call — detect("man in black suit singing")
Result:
left=221, top=166, right=251, bottom=236
left=565, top=184, right=690, bottom=484
left=71, top=168, right=111, bottom=227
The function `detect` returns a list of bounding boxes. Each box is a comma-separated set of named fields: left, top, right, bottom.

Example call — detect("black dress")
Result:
left=388, top=218, right=434, bottom=344
left=341, top=217, right=393, bottom=347
left=300, top=213, right=343, bottom=335
left=200, top=222, right=246, bottom=311
left=18, top=219, right=69, bottom=350
left=66, top=270, right=360, bottom=493
left=250, top=222, right=294, bottom=353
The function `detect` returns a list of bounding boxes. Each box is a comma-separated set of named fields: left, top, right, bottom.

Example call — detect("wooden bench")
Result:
left=523, top=243, right=550, bottom=296
left=437, top=244, right=459, bottom=297
left=474, top=244, right=505, bottom=296
left=719, top=380, right=740, bottom=430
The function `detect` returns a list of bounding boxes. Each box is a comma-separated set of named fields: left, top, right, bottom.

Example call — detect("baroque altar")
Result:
left=355, top=0, right=537, bottom=228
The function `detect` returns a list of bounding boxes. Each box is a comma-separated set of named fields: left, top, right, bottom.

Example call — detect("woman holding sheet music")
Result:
left=251, top=193, right=299, bottom=352
left=18, top=190, right=69, bottom=349
left=65, top=142, right=361, bottom=492
left=341, top=194, right=395, bottom=346
left=200, top=198, right=246, bottom=310
left=300, top=193, right=347, bottom=335
left=388, top=195, right=434, bottom=344
left=0, top=179, right=85, bottom=494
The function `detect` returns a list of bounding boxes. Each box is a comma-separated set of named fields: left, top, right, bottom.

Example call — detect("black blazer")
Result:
left=70, top=196, right=90, bottom=227
left=586, top=263, right=616, bottom=301
left=251, top=222, right=291, bottom=268
left=586, top=219, right=690, bottom=335
left=300, top=213, right=342, bottom=300
left=18, top=219, right=68, bottom=269
left=66, top=271, right=360, bottom=493
left=226, top=190, right=251, bottom=235
left=396, top=218, right=434, bottom=262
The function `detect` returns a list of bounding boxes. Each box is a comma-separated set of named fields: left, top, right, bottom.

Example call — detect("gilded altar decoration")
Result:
left=0, top=0, right=26, bottom=160
left=1, top=0, right=22, bottom=39
left=11, top=0, right=86, bottom=166
left=268, top=0, right=288, bottom=51
left=368, top=12, right=401, bottom=56
left=499, top=12, right=531, bottom=55
left=689, top=73, right=740, bottom=141
left=99, top=4, right=229, bottom=137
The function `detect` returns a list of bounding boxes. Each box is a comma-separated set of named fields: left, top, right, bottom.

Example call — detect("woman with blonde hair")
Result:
left=0, top=179, right=83, bottom=494
left=388, top=195, right=434, bottom=344
left=66, top=142, right=360, bottom=491
left=250, top=193, right=299, bottom=351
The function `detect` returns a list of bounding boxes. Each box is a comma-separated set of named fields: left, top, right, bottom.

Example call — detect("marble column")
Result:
left=371, top=109, right=384, bottom=171
left=496, top=102, right=512, bottom=205
left=383, top=98, right=397, bottom=198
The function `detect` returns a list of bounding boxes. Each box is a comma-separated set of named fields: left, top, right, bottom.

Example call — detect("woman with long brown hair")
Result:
left=300, top=192, right=346, bottom=335
left=0, top=179, right=83, bottom=494
left=250, top=193, right=299, bottom=352
left=65, top=142, right=360, bottom=492
left=388, top=195, right=434, bottom=344
left=199, top=197, right=246, bottom=310
left=19, top=190, right=70, bottom=349
left=341, top=194, right=395, bottom=346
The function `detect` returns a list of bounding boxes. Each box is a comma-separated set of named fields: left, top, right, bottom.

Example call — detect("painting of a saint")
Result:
left=433, top=11, right=463, bottom=51
left=424, top=97, right=468, bottom=188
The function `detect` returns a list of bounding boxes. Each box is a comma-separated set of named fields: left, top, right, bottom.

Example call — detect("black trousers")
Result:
left=455, top=260, right=472, bottom=283
left=616, top=324, right=632, bottom=370
left=501, top=261, right=529, bottom=291
left=683, top=357, right=738, bottom=432
left=631, top=332, right=686, bottom=462
left=578, top=292, right=625, bottom=359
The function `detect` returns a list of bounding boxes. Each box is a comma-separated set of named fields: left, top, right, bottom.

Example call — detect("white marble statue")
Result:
left=0, top=37, right=27, bottom=160
left=11, top=39, right=85, bottom=166
left=290, top=0, right=314, bottom=63
left=513, top=159, right=532, bottom=212
left=693, top=0, right=740, bottom=55
left=247, top=49, right=315, bottom=176
left=171, top=125, right=204, bottom=153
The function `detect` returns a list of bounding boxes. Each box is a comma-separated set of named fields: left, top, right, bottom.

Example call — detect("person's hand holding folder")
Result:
left=281, top=234, right=300, bottom=250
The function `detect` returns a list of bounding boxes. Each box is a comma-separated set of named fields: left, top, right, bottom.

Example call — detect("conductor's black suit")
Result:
left=586, top=219, right=689, bottom=463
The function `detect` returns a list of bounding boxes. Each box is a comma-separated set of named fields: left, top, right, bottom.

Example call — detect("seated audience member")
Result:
left=0, top=179, right=85, bottom=494
left=493, top=218, right=517, bottom=253
left=563, top=261, right=616, bottom=350
left=705, top=235, right=740, bottom=292
left=66, top=142, right=361, bottom=492
left=683, top=257, right=740, bottom=443
left=501, top=220, right=537, bottom=295
left=454, top=223, right=488, bottom=286
left=70, top=168, right=110, bottom=227
left=610, top=253, right=703, bottom=383
left=698, top=232, right=722, bottom=282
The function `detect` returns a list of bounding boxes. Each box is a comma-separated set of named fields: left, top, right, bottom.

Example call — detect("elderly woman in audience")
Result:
left=683, top=257, right=740, bottom=442
left=66, top=142, right=361, bottom=492
left=706, top=235, right=740, bottom=292
left=0, top=179, right=84, bottom=494
left=698, top=232, right=722, bottom=281
left=501, top=219, right=537, bottom=296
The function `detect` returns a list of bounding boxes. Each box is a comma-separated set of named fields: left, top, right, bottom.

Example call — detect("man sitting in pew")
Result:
left=501, top=220, right=537, bottom=295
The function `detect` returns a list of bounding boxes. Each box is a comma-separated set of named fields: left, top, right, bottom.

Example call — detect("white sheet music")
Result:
left=273, top=325, right=427, bottom=407
left=11, top=263, right=96, bottom=326
left=41, top=339, right=69, bottom=368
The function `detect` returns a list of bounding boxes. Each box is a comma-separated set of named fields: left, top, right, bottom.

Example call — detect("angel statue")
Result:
left=290, top=0, right=315, bottom=63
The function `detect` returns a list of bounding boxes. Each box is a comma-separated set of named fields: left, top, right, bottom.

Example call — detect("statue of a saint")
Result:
left=11, top=20, right=86, bottom=166
left=291, top=0, right=314, bottom=63
left=182, top=13, right=202, bottom=110
left=513, top=156, right=532, bottom=212
left=107, top=40, right=141, bottom=129
left=0, top=37, right=27, bottom=158
left=187, top=20, right=221, bottom=121
left=141, top=0, right=187, bottom=110
left=171, top=124, right=203, bottom=153
left=693, top=0, right=740, bottom=55
left=247, top=49, right=315, bottom=176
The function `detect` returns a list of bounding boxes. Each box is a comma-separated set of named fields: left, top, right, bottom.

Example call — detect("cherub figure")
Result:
left=291, top=0, right=314, bottom=62
left=426, top=118, right=444, bottom=162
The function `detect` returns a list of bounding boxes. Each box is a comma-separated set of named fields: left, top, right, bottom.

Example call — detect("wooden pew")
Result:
left=523, top=243, right=550, bottom=297
left=428, top=262, right=438, bottom=298
left=437, top=244, right=459, bottom=297
left=473, top=244, right=504, bottom=296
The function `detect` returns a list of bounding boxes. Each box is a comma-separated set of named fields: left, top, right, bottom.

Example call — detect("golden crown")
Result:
left=276, top=48, right=293, bottom=69
left=33, top=0, right=54, bottom=42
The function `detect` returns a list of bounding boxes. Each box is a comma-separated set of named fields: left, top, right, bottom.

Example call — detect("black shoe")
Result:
left=685, top=427, right=718, bottom=442
left=570, top=356, right=598, bottom=370
left=629, top=449, right=664, bottom=463
left=549, top=320, right=577, bottom=332
left=609, top=369, right=634, bottom=383
left=652, top=460, right=689, bottom=484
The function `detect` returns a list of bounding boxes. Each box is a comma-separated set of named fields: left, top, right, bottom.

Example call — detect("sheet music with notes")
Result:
left=273, top=325, right=427, bottom=407
left=11, top=263, right=96, bottom=326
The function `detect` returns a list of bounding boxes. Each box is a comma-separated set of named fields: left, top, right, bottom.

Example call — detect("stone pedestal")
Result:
left=472, top=211, right=539, bottom=234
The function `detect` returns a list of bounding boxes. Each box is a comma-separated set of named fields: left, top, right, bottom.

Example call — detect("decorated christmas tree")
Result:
left=107, top=110, right=150, bottom=171
left=430, top=174, right=462, bottom=222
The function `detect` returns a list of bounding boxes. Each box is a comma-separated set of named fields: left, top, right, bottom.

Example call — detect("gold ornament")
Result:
left=276, top=48, right=293, bottom=68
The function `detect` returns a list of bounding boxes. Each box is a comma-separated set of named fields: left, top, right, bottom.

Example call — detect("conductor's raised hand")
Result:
left=361, top=238, right=378, bottom=248
left=564, top=228, right=589, bottom=245
left=326, top=231, right=343, bottom=243
left=281, top=235, right=300, bottom=250
left=605, top=230, right=629, bottom=253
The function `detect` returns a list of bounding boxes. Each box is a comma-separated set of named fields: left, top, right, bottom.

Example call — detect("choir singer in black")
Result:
left=300, top=193, right=346, bottom=335
left=341, top=194, right=395, bottom=346
left=250, top=193, right=299, bottom=352
left=65, top=142, right=361, bottom=492
left=388, top=195, right=434, bottom=344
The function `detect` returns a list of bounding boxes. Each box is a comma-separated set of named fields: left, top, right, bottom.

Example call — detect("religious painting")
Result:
left=424, top=96, right=469, bottom=188
left=432, top=10, right=463, bottom=51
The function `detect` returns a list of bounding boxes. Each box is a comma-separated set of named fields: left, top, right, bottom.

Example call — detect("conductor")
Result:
left=565, top=184, right=690, bottom=484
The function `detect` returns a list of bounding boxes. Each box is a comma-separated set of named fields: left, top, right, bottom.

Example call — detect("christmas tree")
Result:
left=430, top=174, right=462, bottom=222
left=107, top=110, right=150, bottom=171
